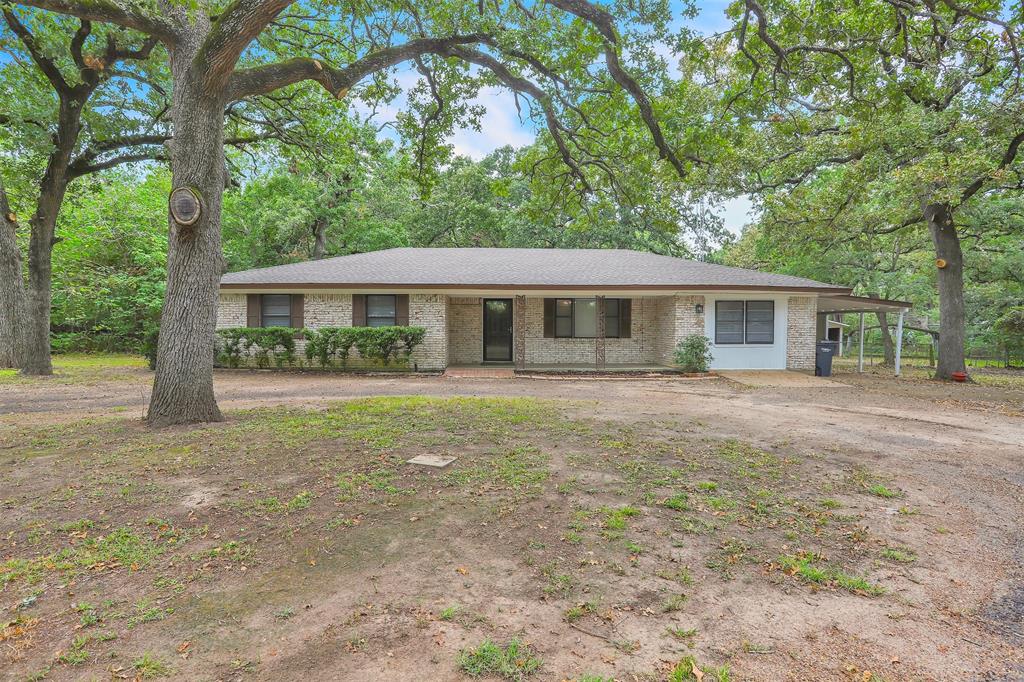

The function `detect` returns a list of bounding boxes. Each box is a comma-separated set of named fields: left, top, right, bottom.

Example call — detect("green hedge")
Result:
left=303, top=326, right=426, bottom=368
left=217, top=327, right=298, bottom=368
left=213, top=326, right=426, bottom=369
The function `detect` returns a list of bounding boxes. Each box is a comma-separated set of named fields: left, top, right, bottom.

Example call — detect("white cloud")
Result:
left=450, top=87, right=537, bottom=159
left=718, top=195, right=757, bottom=235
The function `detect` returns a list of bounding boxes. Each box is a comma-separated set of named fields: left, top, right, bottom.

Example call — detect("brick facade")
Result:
left=216, top=291, right=816, bottom=371
left=786, top=296, right=817, bottom=370
left=215, top=292, right=447, bottom=370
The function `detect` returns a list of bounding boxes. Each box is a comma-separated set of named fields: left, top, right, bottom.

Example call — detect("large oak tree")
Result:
left=8, top=0, right=703, bottom=425
left=709, top=0, right=1023, bottom=379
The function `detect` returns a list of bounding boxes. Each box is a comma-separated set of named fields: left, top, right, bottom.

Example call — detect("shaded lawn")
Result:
left=0, top=353, right=147, bottom=386
left=0, top=395, right=962, bottom=680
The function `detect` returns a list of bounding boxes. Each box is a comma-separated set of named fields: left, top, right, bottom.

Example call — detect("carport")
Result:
left=816, top=295, right=913, bottom=376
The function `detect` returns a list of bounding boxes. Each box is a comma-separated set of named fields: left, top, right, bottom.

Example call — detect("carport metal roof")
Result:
left=816, top=294, right=912, bottom=315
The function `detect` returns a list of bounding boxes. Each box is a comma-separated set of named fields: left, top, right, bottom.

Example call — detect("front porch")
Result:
left=447, top=294, right=689, bottom=370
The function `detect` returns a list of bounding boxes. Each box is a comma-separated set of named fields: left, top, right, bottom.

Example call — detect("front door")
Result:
left=482, top=298, right=513, bottom=362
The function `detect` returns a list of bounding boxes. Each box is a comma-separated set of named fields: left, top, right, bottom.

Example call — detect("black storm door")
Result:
left=482, top=298, right=513, bottom=362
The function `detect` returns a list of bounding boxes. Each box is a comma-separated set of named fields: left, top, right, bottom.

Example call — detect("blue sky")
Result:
left=358, top=0, right=754, bottom=235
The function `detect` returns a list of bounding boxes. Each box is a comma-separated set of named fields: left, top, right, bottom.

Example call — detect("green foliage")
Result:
left=994, top=307, right=1024, bottom=365
left=457, top=639, right=542, bottom=680
left=48, top=171, right=170, bottom=353
left=216, top=328, right=298, bottom=369
left=674, top=335, right=713, bottom=373
left=303, top=326, right=425, bottom=368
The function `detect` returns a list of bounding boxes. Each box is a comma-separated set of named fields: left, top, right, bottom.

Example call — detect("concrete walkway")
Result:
left=718, top=370, right=850, bottom=388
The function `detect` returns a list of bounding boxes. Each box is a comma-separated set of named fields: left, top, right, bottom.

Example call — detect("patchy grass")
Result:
left=881, top=547, right=917, bottom=563
left=133, top=652, right=171, bottom=678
left=457, top=639, right=542, bottom=680
left=669, top=655, right=731, bottom=682
left=0, top=387, right=947, bottom=679
left=778, top=553, right=885, bottom=596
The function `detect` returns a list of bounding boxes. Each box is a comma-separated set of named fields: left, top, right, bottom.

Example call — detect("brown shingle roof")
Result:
left=220, top=248, right=850, bottom=292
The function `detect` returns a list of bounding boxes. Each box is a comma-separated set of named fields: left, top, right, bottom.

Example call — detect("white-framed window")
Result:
left=715, top=300, right=774, bottom=344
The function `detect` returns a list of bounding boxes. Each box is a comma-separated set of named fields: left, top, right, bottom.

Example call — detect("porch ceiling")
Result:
left=817, top=294, right=911, bottom=315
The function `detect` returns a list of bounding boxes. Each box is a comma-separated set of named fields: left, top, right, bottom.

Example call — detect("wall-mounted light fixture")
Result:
left=695, top=304, right=704, bottom=314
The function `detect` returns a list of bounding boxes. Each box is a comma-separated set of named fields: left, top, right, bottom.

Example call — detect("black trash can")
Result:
left=815, top=340, right=838, bottom=377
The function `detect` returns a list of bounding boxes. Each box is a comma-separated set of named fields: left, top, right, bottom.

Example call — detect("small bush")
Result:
left=674, top=335, right=713, bottom=373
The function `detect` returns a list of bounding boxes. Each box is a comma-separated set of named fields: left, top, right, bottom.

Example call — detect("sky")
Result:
left=358, top=0, right=756, bottom=236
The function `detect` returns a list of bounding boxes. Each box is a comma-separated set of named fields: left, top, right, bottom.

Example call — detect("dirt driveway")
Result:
left=2, top=364, right=1023, bottom=681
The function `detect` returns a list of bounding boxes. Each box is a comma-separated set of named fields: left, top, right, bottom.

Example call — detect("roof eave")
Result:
left=220, top=282, right=852, bottom=294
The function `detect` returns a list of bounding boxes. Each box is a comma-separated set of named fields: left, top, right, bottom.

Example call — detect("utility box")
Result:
left=815, top=340, right=838, bottom=377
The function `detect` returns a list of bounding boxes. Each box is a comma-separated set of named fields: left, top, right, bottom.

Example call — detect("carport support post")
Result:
left=894, top=309, right=905, bottom=377
left=858, top=312, right=865, bottom=373
left=595, top=295, right=606, bottom=369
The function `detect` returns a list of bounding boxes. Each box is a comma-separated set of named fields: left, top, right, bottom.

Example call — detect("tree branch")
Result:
left=12, top=0, right=178, bottom=44
left=3, top=8, right=71, bottom=95
left=547, top=0, right=701, bottom=178
left=202, top=0, right=295, bottom=91
left=223, top=33, right=486, bottom=102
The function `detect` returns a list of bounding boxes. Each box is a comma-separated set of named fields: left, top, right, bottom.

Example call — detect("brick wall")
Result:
left=217, top=294, right=247, bottom=328
left=214, top=292, right=446, bottom=371
left=408, top=294, right=447, bottom=370
left=653, top=295, right=705, bottom=365
left=447, top=297, right=483, bottom=365
left=786, top=296, right=817, bottom=370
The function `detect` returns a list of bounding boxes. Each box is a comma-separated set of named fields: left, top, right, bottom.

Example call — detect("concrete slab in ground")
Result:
left=406, top=454, right=457, bottom=468
left=718, top=370, right=850, bottom=388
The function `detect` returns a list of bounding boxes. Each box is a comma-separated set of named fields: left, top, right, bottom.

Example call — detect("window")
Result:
left=261, top=294, right=292, bottom=327
left=573, top=299, right=597, bottom=338
left=715, top=300, right=774, bottom=344
left=554, top=298, right=624, bottom=338
left=555, top=299, right=573, bottom=338
left=744, top=301, right=775, bottom=344
left=366, top=294, right=397, bottom=327
left=605, top=299, right=621, bottom=339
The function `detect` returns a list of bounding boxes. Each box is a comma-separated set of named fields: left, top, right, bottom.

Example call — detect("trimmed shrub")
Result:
left=216, top=327, right=298, bottom=368
left=673, top=335, right=713, bottom=373
left=303, top=326, right=426, bottom=368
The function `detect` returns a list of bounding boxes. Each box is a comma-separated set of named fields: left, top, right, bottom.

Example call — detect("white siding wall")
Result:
left=703, top=294, right=789, bottom=370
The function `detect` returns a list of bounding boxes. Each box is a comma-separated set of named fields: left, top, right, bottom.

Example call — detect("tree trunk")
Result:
left=311, top=216, right=327, bottom=259
left=0, top=179, right=27, bottom=368
left=146, top=41, right=225, bottom=426
left=20, top=98, right=79, bottom=375
left=926, top=202, right=967, bottom=380
left=876, top=311, right=895, bottom=366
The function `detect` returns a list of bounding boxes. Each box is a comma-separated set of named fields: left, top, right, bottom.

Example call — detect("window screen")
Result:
left=261, top=294, right=292, bottom=327
left=715, top=301, right=745, bottom=344
left=605, top=299, right=621, bottom=338
left=744, top=301, right=775, bottom=344
left=366, top=295, right=397, bottom=327
left=572, top=299, right=597, bottom=338
left=555, top=299, right=573, bottom=338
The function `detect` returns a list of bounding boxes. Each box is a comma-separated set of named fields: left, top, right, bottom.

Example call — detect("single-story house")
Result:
left=217, top=247, right=910, bottom=372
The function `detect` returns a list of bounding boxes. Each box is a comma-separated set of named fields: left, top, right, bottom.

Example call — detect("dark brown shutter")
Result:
left=620, top=299, right=632, bottom=338
left=395, top=295, right=409, bottom=326
left=290, top=294, right=304, bottom=330
left=543, top=298, right=555, bottom=338
left=246, top=294, right=261, bottom=327
left=352, top=294, right=366, bottom=326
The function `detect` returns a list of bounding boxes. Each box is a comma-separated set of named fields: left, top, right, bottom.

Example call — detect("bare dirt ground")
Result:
left=2, top=359, right=1023, bottom=681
